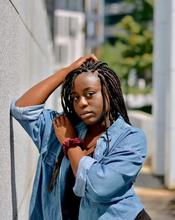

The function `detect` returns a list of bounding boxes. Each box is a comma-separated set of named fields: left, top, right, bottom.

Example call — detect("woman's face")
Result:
left=71, top=72, right=105, bottom=126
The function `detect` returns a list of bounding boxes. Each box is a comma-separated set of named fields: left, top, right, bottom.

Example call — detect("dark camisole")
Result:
left=62, top=167, right=81, bottom=220
left=62, top=152, right=94, bottom=220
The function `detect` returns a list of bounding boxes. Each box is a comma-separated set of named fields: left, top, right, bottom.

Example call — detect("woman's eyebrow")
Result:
left=70, top=91, right=77, bottom=96
left=71, top=87, right=95, bottom=94
left=83, top=87, right=96, bottom=91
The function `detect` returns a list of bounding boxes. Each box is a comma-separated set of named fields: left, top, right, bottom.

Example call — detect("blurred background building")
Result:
left=54, top=0, right=85, bottom=68
left=45, top=0, right=104, bottom=66
left=104, top=0, right=134, bottom=43
left=84, top=0, right=104, bottom=53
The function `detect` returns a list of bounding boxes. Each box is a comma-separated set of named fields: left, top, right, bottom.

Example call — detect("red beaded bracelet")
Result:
left=62, top=137, right=84, bottom=157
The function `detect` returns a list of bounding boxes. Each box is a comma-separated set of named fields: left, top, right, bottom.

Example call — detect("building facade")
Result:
left=84, top=0, right=104, bottom=53
left=54, top=0, right=85, bottom=68
left=104, top=0, right=134, bottom=43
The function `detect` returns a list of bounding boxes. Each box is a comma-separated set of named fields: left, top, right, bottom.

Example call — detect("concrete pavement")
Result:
left=135, top=163, right=175, bottom=220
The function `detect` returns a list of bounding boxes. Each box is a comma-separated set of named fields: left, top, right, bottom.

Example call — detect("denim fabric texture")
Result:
left=10, top=99, right=147, bottom=220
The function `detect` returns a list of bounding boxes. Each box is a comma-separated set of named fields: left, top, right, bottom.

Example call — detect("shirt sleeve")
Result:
left=10, top=98, right=54, bottom=153
left=73, top=156, right=96, bottom=196
left=73, top=129, right=147, bottom=203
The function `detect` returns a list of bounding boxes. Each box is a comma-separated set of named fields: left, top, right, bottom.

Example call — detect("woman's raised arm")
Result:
left=16, top=54, right=97, bottom=107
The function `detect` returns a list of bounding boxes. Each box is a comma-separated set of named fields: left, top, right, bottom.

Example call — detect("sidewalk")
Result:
left=135, top=162, right=175, bottom=220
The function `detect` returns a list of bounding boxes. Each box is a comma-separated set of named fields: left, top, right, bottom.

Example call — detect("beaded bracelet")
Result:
left=62, top=137, right=84, bottom=157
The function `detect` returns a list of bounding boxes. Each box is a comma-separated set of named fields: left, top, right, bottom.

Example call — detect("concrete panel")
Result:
left=164, top=6, right=175, bottom=188
left=154, top=0, right=171, bottom=24
left=13, top=122, right=38, bottom=219
left=165, top=127, right=175, bottom=188
left=152, top=74, right=167, bottom=175
left=153, top=0, right=175, bottom=187
left=153, top=75, right=168, bottom=120
left=0, top=0, right=54, bottom=219
left=0, top=2, right=19, bottom=219
left=152, top=0, right=173, bottom=177
left=171, top=12, right=175, bottom=71
left=11, top=0, right=53, bottom=57
left=165, top=70, right=175, bottom=131
left=153, top=38, right=171, bottom=74
left=173, top=0, right=175, bottom=12
left=152, top=125, right=165, bottom=174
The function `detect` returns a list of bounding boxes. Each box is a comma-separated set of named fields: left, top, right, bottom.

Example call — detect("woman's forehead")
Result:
left=72, top=72, right=101, bottom=91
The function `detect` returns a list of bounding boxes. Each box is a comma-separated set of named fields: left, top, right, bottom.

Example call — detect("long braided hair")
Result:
left=48, top=60, right=131, bottom=192
left=61, top=60, right=131, bottom=126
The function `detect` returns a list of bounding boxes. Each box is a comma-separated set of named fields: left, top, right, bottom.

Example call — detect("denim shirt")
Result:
left=10, top=99, right=147, bottom=220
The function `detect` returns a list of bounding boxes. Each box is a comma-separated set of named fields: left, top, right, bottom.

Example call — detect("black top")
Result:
left=62, top=167, right=81, bottom=220
left=62, top=152, right=94, bottom=219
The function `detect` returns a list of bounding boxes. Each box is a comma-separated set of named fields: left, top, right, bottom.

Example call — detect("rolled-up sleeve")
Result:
left=10, top=98, right=45, bottom=121
left=73, top=156, right=96, bottom=197
left=10, top=98, right=52, bottom=152
left=73, top=130, right=147, bottom=203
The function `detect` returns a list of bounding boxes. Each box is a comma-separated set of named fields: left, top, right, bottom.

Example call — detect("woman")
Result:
left=11, top=54, right=151, bottom=219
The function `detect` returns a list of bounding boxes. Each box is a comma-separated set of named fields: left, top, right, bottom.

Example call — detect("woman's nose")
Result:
left=79, top=96, right=88, bottom=108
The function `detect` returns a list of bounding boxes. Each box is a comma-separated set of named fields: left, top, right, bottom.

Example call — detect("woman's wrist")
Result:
left=53, top=67, right=71, bottom=85
left=67, top=145, right=86, bottom=177
left=62, top=137, right=84, bottom=157
left=61, top=65, right=76, bottom=76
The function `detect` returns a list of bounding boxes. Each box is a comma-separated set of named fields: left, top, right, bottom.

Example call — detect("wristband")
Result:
left=62, top=138, right=84, bottom=157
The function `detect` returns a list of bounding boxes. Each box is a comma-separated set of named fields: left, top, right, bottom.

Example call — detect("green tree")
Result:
left=100, top=0, right=154, bottom=94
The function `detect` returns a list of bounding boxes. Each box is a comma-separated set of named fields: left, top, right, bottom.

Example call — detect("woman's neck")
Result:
left=87, top=124, right=106, bottom=136
left=83, top=124, right=106, bottom=155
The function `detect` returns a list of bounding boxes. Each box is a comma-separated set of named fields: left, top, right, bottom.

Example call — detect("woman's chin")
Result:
left=82, top=117, right=104, bottom=127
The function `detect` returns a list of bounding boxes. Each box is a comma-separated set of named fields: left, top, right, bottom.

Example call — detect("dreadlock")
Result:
left=61, top=59, right=131, bottom=126
left=48, top=60, right=131, bottom=192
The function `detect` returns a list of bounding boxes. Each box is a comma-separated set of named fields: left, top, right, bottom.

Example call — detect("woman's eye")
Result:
left=72, top=96, right=79, bottom=101
left=86, top=92, right=95, bottom=98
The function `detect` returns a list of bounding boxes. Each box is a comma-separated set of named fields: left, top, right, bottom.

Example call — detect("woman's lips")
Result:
left=80, top=112, right=94, bottom=119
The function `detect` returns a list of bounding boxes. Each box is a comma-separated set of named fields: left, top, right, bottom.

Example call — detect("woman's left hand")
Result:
left=53, top=115, right=77, bottom=144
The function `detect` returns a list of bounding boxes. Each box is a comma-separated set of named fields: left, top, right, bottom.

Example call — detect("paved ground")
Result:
left=134, top=164, right=175, bottom=220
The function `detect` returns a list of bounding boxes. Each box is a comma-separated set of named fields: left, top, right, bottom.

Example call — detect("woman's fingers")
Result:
left=59, top=115, right=65, bottom=125
left=68, top=54, right=98, bottom=72
left=88, top=53, right=98, bottom=61
left=53, top=115, right=67, bottom=128
left=81, top=54, right=98, bottom=63
left=53, top=116, right=61, bottom=128
left=53, top=117, right=59, bottom=128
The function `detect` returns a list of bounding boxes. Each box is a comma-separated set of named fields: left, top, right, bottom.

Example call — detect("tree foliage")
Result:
left=99, top=0, right=154, bottom=93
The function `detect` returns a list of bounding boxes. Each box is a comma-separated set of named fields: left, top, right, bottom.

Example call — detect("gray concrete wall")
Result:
left=0, top=0, right=54, bottom=219
left=153, top=0, right=175, bottom=189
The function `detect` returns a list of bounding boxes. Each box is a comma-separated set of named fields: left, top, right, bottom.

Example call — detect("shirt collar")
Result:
left=76, top=115, right=125, bottom=141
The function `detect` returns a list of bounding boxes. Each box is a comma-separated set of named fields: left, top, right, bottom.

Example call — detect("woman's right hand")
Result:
left=64, top=54, right=98, bottom=74
left=53, top=115, right=77, bottom=145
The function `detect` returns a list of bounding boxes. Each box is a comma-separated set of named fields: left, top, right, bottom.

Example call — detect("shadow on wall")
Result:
left=10, top=114, right=18, bottom=220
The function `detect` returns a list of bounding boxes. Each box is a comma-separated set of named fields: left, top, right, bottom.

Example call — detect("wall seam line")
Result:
left=8, top=0, right=48, bottom=58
